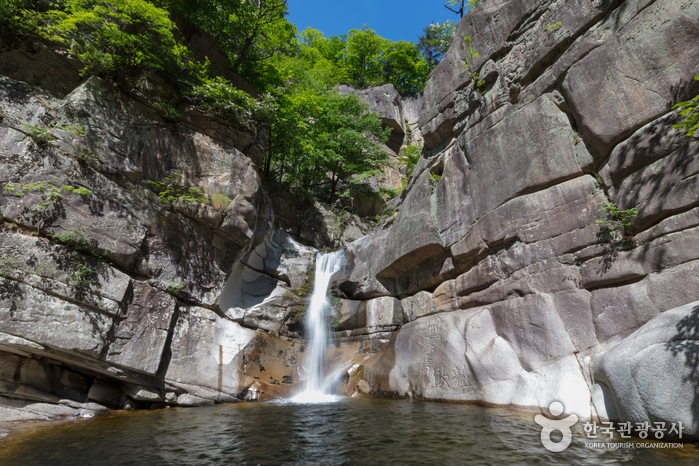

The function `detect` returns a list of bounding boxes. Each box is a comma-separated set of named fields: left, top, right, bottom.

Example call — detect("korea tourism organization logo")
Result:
left=534, top=402, right=578, bottom=452
left=535, top=402, right=685, bottom=452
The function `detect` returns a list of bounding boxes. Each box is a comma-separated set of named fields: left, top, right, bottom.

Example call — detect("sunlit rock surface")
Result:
left=333, top=0, right=699, bottom=421
left=1, top=0, right=699, bottom=426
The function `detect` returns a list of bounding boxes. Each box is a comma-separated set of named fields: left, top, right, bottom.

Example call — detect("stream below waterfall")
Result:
left=1, top=399, right=697, bottom=465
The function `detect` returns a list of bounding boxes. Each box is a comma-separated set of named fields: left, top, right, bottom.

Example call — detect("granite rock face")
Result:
left=338, top=84, right=423, bottom=218
left=594, top=301, right=699, bottom=440
left=2, top=0, right=699, bottom=430
left=334, top=0, right=699, bottom=424
left=0, top=41, right=308, bottom=419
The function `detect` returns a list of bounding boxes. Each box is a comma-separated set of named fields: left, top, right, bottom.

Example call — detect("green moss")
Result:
left=295, top=267, right=315, bottom=297
left=166, top=282, right=185, bottom=295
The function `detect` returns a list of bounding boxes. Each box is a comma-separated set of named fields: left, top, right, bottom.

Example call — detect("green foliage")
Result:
left=164, top=0, right=296, bottom=91
left=166, top=281, right=185, bottom=294
left=47, top=229, right=109, bottom=288
left=595, top=200, right=638, bottom=248
left=544, top=21, right=562, bottom=31
left=42, top=0, right=182, bottom=88
left=295, top=267, right=315, bottom=297
left=379, top=186, right=401, bottom=200
left=445, top=0, right=479, bottom=18
left=54, top=123, right=99, bottom=161
left=0, top=257, right=20, bottom=277
left=3, top=180, right=90, bottom=198
left=147, top=171, right=208, bottom=204
left=596, top=201, right=638, bottom=229
left=672, top=75, right=699, bottom=137
left=266, top=88, right=391, bottom=203
left=281, top=25, right=428, bottom=95
left=21, top=123, right=56, bottom=147
left=188, top=76, right=257, bottom=123
left=338, top=25, right=427, bottom=94
left=399, top=144, right=422, bottom=179
left=416, top=20, right=455, bottom=72
left=0, top=0, right=46, bottom=39
left=211, top=193, right=233, bottom=210
left=462, top=35, right=485, bottom=92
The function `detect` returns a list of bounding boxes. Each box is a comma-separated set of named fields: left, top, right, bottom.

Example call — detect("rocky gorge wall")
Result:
left=330, top=0, right=699, bottom=439
left=0, top=25, right=429, bottom=420
left=0, top=30, right=323, bottom=420
left=1, top=0, right=698, bottom=441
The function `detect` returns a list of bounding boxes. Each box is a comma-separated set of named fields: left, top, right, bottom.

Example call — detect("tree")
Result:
left=444, top=0, right=479, bottom=18
left=343, top=25, right=386, bottom=89
left=265, top=85, right=391, bottom=203
left=380, top=40, right=428, bottom=94
left=164, top=0, right=296, bottom=90
left=309, top=91, right=392, bottom=202
left=42, top=0, right=181, bottom=88
left=416, top=20, right=456, bottom=72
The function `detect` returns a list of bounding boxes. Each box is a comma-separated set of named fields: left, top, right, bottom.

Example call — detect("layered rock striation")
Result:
left=332, top=0, right=699, bottom=436
left=1, top=0, right=699, bottom=437
left=0, top=37, right=313, bottom=420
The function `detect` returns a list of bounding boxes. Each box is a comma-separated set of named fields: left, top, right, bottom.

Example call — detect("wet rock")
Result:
left=165, top=305, right=305, bottom=399
left=176, top=393, right=214, bottom=407
left=120, top=384, right=162, bottom=402
left=87, top=380, right=122, bottom=407
left=121, top=397, right=138, bottom=411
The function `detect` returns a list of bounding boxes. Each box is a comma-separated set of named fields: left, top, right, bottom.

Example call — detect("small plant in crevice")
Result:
left=295, top=267, right=315, bottom=297
left=462, top=35, right=485, bottom=94
left=47, top=229, right=110, bottom=290
left=672, top=75, right=699, bottom=137
left=166, top=281, right=185, bottom=295
left=2, top=180, right=91, bottom=232
left=595, top=200, right=638, bottom=275
left=591, top=173, right=604, bottom=190
left=54, top=123, right=100, bottom=163
left=147, top=171, right=208, bottom=204
left=211, top=193, right=233, bottom=210
left=0, top=257, right=20, bottom=278
left=544, top=21, right=562, bottom=31
left=21, top=123, right=56, bottom=147
left=399, top=144, right=422, bottom=179
left=429, top=173, right=442, bottom=192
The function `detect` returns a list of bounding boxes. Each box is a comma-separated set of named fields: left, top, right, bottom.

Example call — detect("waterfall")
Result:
left=292, top=250, right=345, bottom=403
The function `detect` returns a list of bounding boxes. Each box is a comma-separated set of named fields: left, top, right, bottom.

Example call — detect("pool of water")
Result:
left=0, top=398, right=696, bottom=465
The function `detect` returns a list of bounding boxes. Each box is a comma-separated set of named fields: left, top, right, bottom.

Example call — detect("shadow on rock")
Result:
left=665, top=304, right=699, bottom=428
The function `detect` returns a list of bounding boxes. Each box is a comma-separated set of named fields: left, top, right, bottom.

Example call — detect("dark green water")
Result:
left=0, top=398, right=696, bottom=465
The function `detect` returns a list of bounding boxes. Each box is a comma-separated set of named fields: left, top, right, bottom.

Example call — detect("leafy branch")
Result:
left=462, top=35, right=485, bottom=93
left=672, top=75, right=699, bottom=137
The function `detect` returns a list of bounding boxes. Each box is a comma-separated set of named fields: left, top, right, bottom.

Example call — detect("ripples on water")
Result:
left=0, top=398, right=697, bottom=465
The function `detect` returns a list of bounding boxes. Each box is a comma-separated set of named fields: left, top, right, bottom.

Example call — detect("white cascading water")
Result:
left=292, top=250, right=345, bottom=403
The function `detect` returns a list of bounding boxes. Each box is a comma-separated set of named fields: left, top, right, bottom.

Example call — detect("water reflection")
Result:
left=0, top=398, right=697, bottom=465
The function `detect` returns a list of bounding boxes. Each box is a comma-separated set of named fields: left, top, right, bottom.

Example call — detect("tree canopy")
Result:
left=1, top=0, right=461, bottom=207
left=416, top=20, right=456, bottom=73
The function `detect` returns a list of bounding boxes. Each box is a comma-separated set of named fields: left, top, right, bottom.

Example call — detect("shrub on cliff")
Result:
left=41, top=0, right=181, bottom=88
left=673, top=75, right=699, bottom=137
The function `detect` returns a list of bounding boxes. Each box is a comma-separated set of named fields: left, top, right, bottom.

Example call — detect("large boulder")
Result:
left=594, top=301, right=699, bottom=440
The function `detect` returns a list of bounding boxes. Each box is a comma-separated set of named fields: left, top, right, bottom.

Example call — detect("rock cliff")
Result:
left=1, top=0, right=698, bottom=438
left=0, top=35, right=313, bottom=420
left=331, top=0, right=699, bottom=437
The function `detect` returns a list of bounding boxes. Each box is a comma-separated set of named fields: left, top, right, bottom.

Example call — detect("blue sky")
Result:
left=287, top=0, right=460, bottom=43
